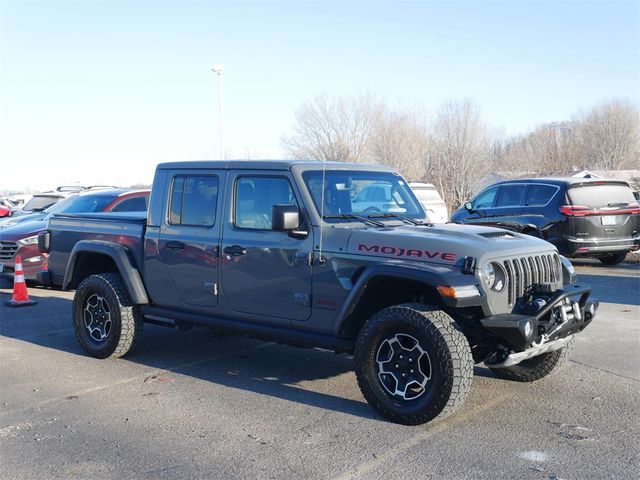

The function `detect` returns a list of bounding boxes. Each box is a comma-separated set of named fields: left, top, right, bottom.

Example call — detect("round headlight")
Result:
left=482, top=263, right=496, bottom=289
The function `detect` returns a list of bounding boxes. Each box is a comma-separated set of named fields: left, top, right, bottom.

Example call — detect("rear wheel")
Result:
left=72, top=273, right=143, bottom=359
left=598, top=252, right=627, bottom=265
left=488, top=337, right=574, bottom=382
left=354, top=304, right=473, bottom=425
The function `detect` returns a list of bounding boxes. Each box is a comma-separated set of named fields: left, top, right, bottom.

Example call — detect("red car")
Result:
left=0, top=188, right=149, bottom=282
left=0, top=206, right=10, bottom=218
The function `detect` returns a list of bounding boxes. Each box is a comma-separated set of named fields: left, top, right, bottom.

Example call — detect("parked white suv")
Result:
left=409, top=182, right=448, bottom=223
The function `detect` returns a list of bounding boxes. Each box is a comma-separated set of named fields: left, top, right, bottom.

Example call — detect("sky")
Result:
left=1, top=0, right=638, bottom=191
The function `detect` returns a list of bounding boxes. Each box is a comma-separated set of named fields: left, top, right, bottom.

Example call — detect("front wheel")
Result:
left=598, top=252, right=627, bottom=266
left=72, top=273, right=143, bottom=359
left=354, top=304, right=473, bottom=425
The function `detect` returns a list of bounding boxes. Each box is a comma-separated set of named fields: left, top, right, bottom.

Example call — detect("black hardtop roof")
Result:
left=494, top=177, right=631, bottom=187
left=156, top=160, right=396, bottom=172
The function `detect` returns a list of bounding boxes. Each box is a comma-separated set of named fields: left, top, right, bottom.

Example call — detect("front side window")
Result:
left=169, top=176, right=219, bottom=226
left=495, top=185, right=526, bottom=208
left=235, top=177, right=298, bottom=230
left=303, top=171, right=423, bottom=219
left=473, top=187, right=498, bottom=209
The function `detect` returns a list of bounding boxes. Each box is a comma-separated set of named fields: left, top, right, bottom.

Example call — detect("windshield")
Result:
left=303, top=170, right=424, bottom=220
left=22, top=195, right=62, bottom=211
left=44, top=195, right=77, bottom=214
left=567, top=183, right=636, bottom=209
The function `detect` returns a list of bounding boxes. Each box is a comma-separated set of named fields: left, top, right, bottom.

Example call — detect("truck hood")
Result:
left=346, top=223, right=556, bottom=267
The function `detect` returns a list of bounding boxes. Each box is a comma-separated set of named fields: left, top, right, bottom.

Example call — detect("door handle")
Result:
left=223, top=245, right=247, bottom=256
left=166, top=240, right=185, bottom=250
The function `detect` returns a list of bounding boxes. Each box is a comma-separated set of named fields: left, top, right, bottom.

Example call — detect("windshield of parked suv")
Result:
left=303, top=170, right=424, bottom=220
left=567, top=183, right=636, bottom=208
left=22, top=195, right=62, bottom=211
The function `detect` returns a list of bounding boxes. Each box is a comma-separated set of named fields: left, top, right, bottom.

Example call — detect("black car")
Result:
left=451, top=178, right=640, bottom=265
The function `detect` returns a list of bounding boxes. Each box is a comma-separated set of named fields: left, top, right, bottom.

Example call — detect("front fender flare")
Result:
left=332, top=263, right=485, bottom=336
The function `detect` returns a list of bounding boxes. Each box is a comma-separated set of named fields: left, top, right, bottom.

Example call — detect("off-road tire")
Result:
left=599, top=252, right=627, bottom=266
left=354, top=303, right=473, bottom=425
left=72, top=273, right=143, bottom=359
left=488, top=337, right=574, bottom=382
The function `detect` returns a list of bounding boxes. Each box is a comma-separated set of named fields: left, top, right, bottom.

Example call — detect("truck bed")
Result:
left=46, top=212, right=147, bottom=285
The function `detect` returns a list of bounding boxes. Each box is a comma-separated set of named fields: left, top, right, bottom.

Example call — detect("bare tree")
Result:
left=498, top=121, right=579, bottom=174
left=281, top=93, right=385, bottom=162
left=575, top=99, right=639, bottom=170
left=369, top=107, right=430, bottom=181
left=427, top=100, right=492, bottom=210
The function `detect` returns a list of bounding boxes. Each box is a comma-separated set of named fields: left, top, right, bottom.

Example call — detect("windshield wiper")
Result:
left=323, top=214, right=385, bottom=227
left=367, top=213, right=433, bottom=226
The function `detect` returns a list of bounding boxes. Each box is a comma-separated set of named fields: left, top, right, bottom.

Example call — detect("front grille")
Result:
left=503, top=253, right=561, bottom=306
left=0, top=241, right=19, bottom=261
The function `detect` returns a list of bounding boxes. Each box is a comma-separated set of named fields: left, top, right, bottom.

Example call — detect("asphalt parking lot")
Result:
left=1, top=260, right=638, bottom=480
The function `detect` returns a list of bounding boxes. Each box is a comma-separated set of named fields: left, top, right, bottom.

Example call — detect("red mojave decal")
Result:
left=357, top=243, right=456, bottom=262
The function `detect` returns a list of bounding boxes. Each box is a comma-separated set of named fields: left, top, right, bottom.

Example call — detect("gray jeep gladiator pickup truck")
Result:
left=38, top=160, right=598, bottom=425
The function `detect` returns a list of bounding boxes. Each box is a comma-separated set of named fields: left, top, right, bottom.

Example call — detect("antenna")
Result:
left=317, top=159, right=327, bottom=263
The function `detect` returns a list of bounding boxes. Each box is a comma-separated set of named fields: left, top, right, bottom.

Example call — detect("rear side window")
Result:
left=235, top=177, right=298, bottom=230
left=567, top=184, right=636, bottom=208
left=525, top=185, right=558, bottom=206
left=111, top=196, right=148, bottom=212
left=495, top=185, right=526, bottom=208
left=169, top=176, right=219, bottom=226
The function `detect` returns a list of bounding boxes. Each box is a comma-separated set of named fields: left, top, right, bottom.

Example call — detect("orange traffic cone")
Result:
left=5, top=255, right=37, bottom=307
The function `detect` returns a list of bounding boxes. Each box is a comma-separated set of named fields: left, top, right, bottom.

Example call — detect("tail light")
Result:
left=560, top=203, right=640, bottom=216
left=559, top=205, right=591, bottom=216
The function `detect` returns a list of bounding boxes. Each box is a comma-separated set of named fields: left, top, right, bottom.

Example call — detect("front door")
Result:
left=158, top=171, right=225, bottom=309
left=220, top=172, right=313, bottom=321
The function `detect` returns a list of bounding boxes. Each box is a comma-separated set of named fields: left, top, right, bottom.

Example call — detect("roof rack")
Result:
left=56, top=185, right=87, bottom=192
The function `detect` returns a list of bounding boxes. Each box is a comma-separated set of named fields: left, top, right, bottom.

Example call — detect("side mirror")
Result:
left=272, top=204, right=300, bottom=231
left=464, top=201, right=475, bottom=213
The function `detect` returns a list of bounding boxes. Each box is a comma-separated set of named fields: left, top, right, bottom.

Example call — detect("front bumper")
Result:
left=480, top=285, right=597, bottom=353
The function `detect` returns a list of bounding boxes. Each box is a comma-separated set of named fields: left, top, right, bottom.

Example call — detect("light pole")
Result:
left=212, top=64, right=224, bottom=160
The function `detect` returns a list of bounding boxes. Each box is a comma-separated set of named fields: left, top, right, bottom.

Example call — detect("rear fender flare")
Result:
left=63, top=240, right=149, bottom=304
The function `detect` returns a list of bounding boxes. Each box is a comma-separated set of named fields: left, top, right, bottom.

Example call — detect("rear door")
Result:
left=157, top=171, right=225, bottom=308
left=564, top=182, right=639, bottom=241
